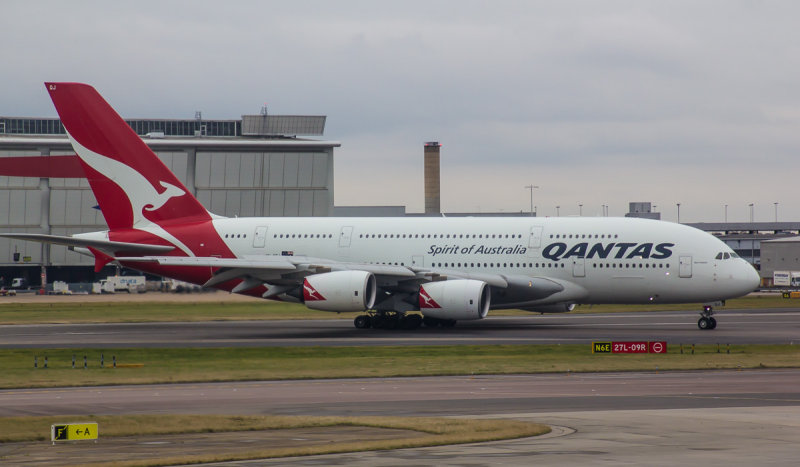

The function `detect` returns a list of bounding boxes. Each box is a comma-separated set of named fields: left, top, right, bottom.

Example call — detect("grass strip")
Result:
left=0, top=295, right=795, bottom=325
left=4, top=344, right=800, bottom=389
left=0, top=414, right=550, bottom=466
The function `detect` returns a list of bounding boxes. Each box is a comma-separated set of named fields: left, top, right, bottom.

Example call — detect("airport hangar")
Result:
left=0, top=115, right=797, bottom=287
left=0, top=113, right=336, bottom=284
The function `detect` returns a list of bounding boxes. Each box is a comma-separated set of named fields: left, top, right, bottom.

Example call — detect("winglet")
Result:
left=88, top=247, right=115, bottom=273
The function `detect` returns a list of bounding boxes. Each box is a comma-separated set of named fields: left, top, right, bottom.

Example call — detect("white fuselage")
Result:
left=202, top=216, right=759, bottom=307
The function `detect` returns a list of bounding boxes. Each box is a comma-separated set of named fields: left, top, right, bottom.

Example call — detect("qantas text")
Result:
left=426, top=242, right=674, bottom=260
left=542, top=242, right=674, bottom=261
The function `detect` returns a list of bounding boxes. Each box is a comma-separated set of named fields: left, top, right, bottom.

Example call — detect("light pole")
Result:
left=774, top=202, right=779, bottom=222
left=749, top=203, right=754, bottom=223
left=676, top=203, right=681, bottom=223
left=579, top=203, right=583, bottom=216
left=525, top=185, right=539, bottom=217
left=724, top=204, right=728, bottom=223
left=556, top=205, right=560, bottom=216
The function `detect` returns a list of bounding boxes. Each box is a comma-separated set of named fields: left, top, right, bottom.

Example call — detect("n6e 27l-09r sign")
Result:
left=2, top=83, right=760, bottom=331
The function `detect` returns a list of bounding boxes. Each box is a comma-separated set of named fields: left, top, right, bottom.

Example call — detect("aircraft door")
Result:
left=527, top=226, right=543, bottom=258
left=679, top=256, right=692, bottom=278
left=253, top=226, right=268, bottom=248
left=572, top=257, right=585, bottom=277
left=339, top=226, right=353, bottom=247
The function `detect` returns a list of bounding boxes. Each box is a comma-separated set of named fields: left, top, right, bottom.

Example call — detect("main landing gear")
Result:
left=697, top=305, right=717, bottom=330
left=353, top=312, right=456, bottom=330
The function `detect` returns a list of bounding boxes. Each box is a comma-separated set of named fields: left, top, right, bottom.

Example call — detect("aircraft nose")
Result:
left=740, top=261, right=761, bottom=294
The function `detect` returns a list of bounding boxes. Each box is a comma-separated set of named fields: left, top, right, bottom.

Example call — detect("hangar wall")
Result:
left=0, top=137, right=338, bottom=271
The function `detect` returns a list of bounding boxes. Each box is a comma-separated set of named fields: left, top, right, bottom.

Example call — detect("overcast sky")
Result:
left=3, top=1, right=799, bottom=222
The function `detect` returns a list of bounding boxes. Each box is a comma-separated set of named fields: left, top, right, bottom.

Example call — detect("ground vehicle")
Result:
left=99, top=275, right=146, bottom=293
left=10, top=277, right=27, bottom=289
left=50, top=281, right=72, bottom=294
left=164, top=279, right=203, bottom=293
left=773, top=271, right=800, bottom=287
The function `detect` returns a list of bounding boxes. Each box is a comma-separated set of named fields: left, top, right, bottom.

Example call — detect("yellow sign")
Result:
left=51, top=422, right=98, bottom=442
left=592, top=341, right=612, bottom=353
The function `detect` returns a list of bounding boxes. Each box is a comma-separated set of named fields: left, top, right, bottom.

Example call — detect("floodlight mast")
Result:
left=525, top=185, right=539, bottom=217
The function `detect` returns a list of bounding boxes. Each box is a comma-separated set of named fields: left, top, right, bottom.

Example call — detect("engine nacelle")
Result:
left=303, top=271, right=377, bottom=312
left=418, top=279, right=490, bottom=321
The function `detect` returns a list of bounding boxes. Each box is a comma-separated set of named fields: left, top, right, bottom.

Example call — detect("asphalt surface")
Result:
left=1, top=370, right=799, bottom=466
left=3, top=308, right=800, bottom=465
left=3, top=308, right=800, bottom=348
left=2, top=370, right=798, bottom=418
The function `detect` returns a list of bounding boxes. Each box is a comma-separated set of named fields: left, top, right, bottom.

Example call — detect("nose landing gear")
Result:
left=698, top=305, right=717, bottom=330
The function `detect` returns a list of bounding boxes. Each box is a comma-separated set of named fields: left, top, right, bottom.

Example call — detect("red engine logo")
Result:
left=419, top=286, right=441, bottom=309
left=303, top=279, right=326, bottom=302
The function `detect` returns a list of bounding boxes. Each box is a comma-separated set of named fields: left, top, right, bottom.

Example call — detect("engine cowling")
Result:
left=303, top=271, right=377, bottom=312
left=418, top=279, right=490, bottom=321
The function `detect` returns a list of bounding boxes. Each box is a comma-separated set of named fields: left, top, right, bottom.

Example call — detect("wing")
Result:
left=115, top=254, right=585, bottom=310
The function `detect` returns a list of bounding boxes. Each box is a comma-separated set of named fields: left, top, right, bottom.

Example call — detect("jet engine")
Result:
left=303, top=271, right=377, bottom=312
left=418, top=279, right=490, bottom=321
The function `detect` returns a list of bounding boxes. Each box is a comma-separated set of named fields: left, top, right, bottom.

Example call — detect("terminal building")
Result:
left=0, top=114, right=338, bottom=283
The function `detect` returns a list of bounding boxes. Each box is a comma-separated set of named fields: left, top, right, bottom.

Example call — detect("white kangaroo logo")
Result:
left=304, top=284, right=324, bottom=300
left=419, top=288, right=438, bottom=308
left=67, top=133, right=194, bottom=256
left=144, top=181, right=185, bottom=212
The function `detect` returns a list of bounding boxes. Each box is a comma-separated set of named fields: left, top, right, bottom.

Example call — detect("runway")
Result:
left=3, top=308, right=800, bottom=465
left=3, top=308, right=800, bottom=348
left=1, top=370, right=799, bottom=466
left=2, top=369, right=799, bottom=418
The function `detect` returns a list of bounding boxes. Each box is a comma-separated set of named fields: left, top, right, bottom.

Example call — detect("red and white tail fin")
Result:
left=45, top=82, right=210, bottom=231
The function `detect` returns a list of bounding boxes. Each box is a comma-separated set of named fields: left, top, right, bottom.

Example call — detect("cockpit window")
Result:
left=723, top=252, right=730, bottom=259
left=715, top=252, right=723, bottom=260
left=730, top=252, right=739, bottom=258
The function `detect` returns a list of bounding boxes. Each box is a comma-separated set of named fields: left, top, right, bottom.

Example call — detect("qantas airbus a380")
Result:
left=2, top=83, right=760, bottom=330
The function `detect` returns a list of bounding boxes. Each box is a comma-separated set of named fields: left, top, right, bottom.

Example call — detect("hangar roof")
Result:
left=0, top=136, right=340, bottom=150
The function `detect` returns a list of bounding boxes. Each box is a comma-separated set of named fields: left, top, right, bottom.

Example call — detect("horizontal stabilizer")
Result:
left=0, top=233, right=175, bottom=255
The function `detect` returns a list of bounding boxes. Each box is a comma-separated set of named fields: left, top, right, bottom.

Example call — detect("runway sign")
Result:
left=51, top=422, right=98, bottom=442
left=613, top=341, right=649, bottom=353
left=648, top=341, right=667, bottom=354
left=592, top=341, right=668, bottom=354
left=592, top=341, right=612, bottom=353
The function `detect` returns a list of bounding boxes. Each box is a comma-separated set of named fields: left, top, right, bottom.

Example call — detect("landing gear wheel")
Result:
left=423, top=316, right=440, bottom=328
left=354, top=315, right=371, bottom=329
left=401, top=314, right=423, bottom=330
left=370, top=314, right=386, bottom=329
left=698, top=305, right=716, bottom=330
